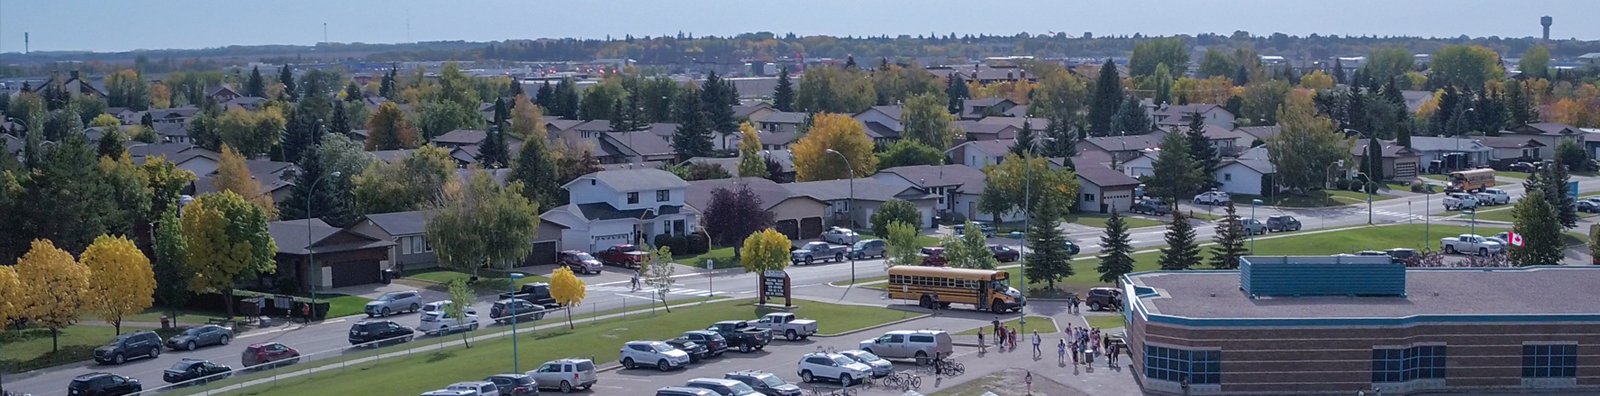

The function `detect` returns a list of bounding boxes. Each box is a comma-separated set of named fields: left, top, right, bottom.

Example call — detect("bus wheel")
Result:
left=991, top=300, right=1006, bottom=313
left=919, top=295, right=933, bottom=309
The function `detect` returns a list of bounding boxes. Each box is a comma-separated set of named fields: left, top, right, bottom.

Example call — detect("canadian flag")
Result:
left=1508, top=231, right=1524, bottom=247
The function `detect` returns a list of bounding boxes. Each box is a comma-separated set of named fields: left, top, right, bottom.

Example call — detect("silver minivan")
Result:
left=857, top=330, right=953, bottom=365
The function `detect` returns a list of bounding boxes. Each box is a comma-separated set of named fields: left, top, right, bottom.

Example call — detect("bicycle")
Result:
left=930, top=358, right=965, bottom=376
left=882, top=371, right=921, bottom=391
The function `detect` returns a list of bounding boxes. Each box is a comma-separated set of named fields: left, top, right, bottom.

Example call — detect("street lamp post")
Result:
left=509, top=272, right=525, bottom=372
left=824, top=149, right=856, bottom=284
left=1017, top=137, right=1056, bottom=335
left=1365, top=181, right=1380, bottom=225
left=305, top=170, right=343, bottom=307
left=1250, top=199, right=1264, bottom=252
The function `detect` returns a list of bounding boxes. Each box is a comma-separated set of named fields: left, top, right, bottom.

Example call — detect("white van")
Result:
left=857, top=330, right=953, bottom=365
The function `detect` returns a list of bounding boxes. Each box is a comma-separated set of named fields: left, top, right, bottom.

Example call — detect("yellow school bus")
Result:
left=886, top=266, right=1024, bottom=313
left=1446, top=168, right=1496, bottom=192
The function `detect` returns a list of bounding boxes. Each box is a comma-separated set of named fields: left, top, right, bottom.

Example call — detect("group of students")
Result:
left=978, top=319, right=1022, bottom=351
left=980, top=316, right=1122, bottom=368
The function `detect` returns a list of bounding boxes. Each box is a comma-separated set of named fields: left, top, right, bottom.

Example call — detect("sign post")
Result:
left=706, top=259, right=714, bottom=297
left=1568, top=181, right=1579, bottom=201
left=761, top=270, right=792, bottom=307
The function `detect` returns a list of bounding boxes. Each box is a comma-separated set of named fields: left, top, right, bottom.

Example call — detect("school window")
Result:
left=1373, top=345, right=1447, bottom=382
left=656, top=189, right=670, bottom=202
left=627, top=192, right=639, bottom=204
left=1523, top=344, right=1577, bottom=378
left=1144, top=346, right=1220, bottom=384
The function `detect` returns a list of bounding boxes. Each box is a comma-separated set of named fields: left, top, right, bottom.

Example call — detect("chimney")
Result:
left=70, top=70, right=80, bottom=81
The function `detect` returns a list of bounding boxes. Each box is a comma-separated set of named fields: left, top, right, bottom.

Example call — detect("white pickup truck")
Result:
left=751, top=312, right=818, bottom=341
left=1440, top=234, right=1504, bottom=256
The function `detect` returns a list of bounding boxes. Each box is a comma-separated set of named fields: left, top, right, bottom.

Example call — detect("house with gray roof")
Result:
left=782, top=177, right=939, bottom=229
left=959, top=98, right=1019, bottom=120
left=854, top=106, right=904, bottom=146
left=946, top=139, right=1015, bottom=169
left=872, top=164, right=1018, bottom=223
left=223, top=96, right=270, bottom=112
left=266, top=218, right=395, bottom=290
left=1351, top=139, right=1422, bottom=180
left=1071, top=157, right=1140, bottom=214
left=686, top=177, right=829, bottom=240
left=1148, top=103, right=1236, bottom=129
left=1407, top=136, right=1493, bottom=172
left=1213, top=158, right=1277, bottom=196
left=596, top=131, right=677, bottom=164
left=1074, top=131, right=1169, bottom=166
left=749, top=111, right=807, bottom=133
left=349, top=210, right=438, bottom=271
left=683, top=150, right=796, bottom=181
left=954, top=120, right=1018, bottom=141
left=1504, top=122, right=1585, bottom=150
left=541, top=168, right=698, bottom=252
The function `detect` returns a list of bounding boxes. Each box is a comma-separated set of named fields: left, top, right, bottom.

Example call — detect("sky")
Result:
left=2, top=0, right=1599, bottom=53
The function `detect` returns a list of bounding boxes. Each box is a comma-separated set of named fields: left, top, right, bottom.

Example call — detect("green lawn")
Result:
left=0, top=326, right=161, bottom=373
left=206, top=299, right=906, bottom=395
left=323, top=294, right=374, bottom=318
left=1235, top=189, right=1395, bottom=208
left=1499, top=171, right=1532, bottom=180
left=955, top=315, right=1056, bottom=336
left=1084, top=315, right=1127, bottom=330
left=1066, top=213, right=1161, bottom=229
left=125, top=308, right=226, bottom=326
left=1469, top=207, right=1598, bottom=223
left=406, top=269, right=552, bottom=294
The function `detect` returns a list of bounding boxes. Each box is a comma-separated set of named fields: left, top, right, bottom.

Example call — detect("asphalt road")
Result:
left=7, top=176, right=1598, bottom=395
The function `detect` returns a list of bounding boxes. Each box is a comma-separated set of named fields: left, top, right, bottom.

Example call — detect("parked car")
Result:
left=685, top=378, right=761, bottom=396
left=490, top=299, right=547, bottom=324
left=750, top=312, right=817, bottom=341
left=93, top=330, right=162, bottom=365
left=1192, top=191, right=1231, bottom=205
left=954, top=221, right=998, bottom=237
left=68, top=372, right=141, bottom=396
left=1440, top=234, right=1504, bottom=256
left=725, top=370, right=803, bottom=396
left=679, top=330, right=730, bottom=357
left=1579, top=199, right=1600, bottom=213
left=419, top=390, right=476, bottom=396
left=483, top=373, right=540, bottom=396
left=919, top=246, right=948, bottom=267
left=498, top=283, right=560, bottom=308
left=596, top=244, right=649, bottom=269
left=347, top=320, right=415, bottom=346
left=847, top=239, right=885, bottom=260
left=162, top=358, right=232, bottom=384
left=1063, top=240, right=1081, bottom=255
left=708, top=320, right=772, bottom=353
left=421, top=301, right=454, bottom=314
left=1354, top=250, right=1388, bottom=257
left=790, top=241, right=848, bottom=265
left=820, top=227, right=860, bottom=244
left=857, top=330, right=954, bottom=365
left=1130, top=199, right=1170, bottom=216
left=558, top=250, right=604, bottom=274
left=1476, top=188, right=1511, bottom=205
left=665, top=338, right=710, bottom=363
left=988, top=244, right=1020, bottom=262
left=364, top=290, right=423, bottom=317
left=837, top=349, right=894, bottom=378
left=655, top=387, right=720, bottom=396
left=796, top=352, right=872, bottom=385
left=1265, top=215, right=1301, bottom=232
left=240, top=342, right=300, bottom=369
left=166, top=324, right=233, bottom=351
left=1085, top=287, right=1123, bottom=312
left=1241, top=218, right=1267, bottom=235
left=620, top=341, right=692, bottom=371
left=1385, top=248, right=1420, bottom=265
left=525, top=358, right=598, bottom=392
left=418, top=308, right=480, bottom=335
left=1443, top=193, right=1479, bottom=211
left=446, top=381, right=501, bottom=396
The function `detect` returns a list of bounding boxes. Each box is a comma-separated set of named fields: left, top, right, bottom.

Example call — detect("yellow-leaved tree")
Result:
left=790, top=113, right=877, bottom=182
left=740, top=229, right=792, bottom=304
left=182, top=191, right=278, bottom=318
left=0, top=265, right=20, bottom=338
left=16, top=239, right=91, bottom=352
left=215, top=144, right=279, bottom=219
left=83, top=235, right=157, bottom=334
left=549, top=267, right=587, bottom=329
left=736, top=122, right=767, bottom=178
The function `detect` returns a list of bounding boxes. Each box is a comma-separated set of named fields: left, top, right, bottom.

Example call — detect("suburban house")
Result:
left=1407, top=136, right=1493, bottom=173
left=192, top=159, right=299, bottom=203
left=1074, top=132, right=1168, bottom=166
left=685, top=177, right=829, bottom=240
left=749, top=110, right=807, bottom=133
left=348, top=210, right=437, bottom=272
left=595, top=131, right=678, bottom=164
left=925, top=65, right=1037, bottom=84
left=946, top=139, right=1015, bottom=169
left=682, top=150, right=796, bottom=181
left=782, top=177, right=940, bottom=229
left=1503, top=122, right=1585, bottom=148
left=1213, top=158, right=1277, bottom=196
left=540, top=168, right=699, bottom=253
left=223, top=96, right=270, bottom=112
left=959, top=98, right=1020, bottom=120
left=872, top=164, right=1019, bottom=223
left=1071, top=158, right=1140, bottom=214
left=1234, top=125, right=1281, bottom=145
left=1147, top=103, right=1237, bottom=130
left=1351, top=139, right=1422, bottom=180
left=35, top=71, right=106, bottom=99
left=1477, top=136, right=1548, bottom=161
left=854, top=105, right=904, bottom=146
left=733, top=103, right=774, bottom=121
left=143, top=107, right=200, bottom=126
left=431, top=129, right=526, bottom=150
left=266, top=218, right=395, bottom=290
left=1118, top=149, right=1161, bottom=178
left=1196, top=124, right=1254, bottom=157
left=206, top=86, right=242, bottom=103
left=954, top=120, right=1018, bottom=141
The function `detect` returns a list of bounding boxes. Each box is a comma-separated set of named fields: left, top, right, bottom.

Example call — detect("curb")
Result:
left=815, top=313, right=932, bottom=338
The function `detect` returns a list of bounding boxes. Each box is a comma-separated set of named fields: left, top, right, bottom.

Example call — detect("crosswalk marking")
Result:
left=586, top=285, right=722, bottom=297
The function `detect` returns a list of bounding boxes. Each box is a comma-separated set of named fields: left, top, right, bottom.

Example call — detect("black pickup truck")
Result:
left=707, top=320, right=773, bottom=353
left=497, top=283, right=561, bottom=309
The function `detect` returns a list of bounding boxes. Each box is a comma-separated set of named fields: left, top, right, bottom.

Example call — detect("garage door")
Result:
left=524, top=241, right=558, bottom=266
left=329, top=260, right=381, bottom=287
left=799, top=217, right=824, bottom=238
left=1394, top=162, right=1417, bottom=179
left=774, top=220, right=799, bottom=240
left=592, top=233, right=631, bottom=250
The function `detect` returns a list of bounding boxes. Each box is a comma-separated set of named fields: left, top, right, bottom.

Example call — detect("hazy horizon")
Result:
left=3, top=0, right=1598, bottom=53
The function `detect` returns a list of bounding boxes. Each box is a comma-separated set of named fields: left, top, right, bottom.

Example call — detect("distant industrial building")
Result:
left=1122, top=256, right=1600, bottom=395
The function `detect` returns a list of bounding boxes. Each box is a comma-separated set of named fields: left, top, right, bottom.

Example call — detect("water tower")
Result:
left=1542, top=16, right=1553, bottom=41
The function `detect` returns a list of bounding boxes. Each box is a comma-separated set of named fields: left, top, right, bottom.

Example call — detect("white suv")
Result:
left=445, top=381, right=500, bottom=396
left=1475, top=188, right=1511, bottom=206
left=1192, top=191, right=1231, bottom=205
left=1443, top=193, right=1479, bottom=211
left=620, top=341, right=690, bottom=372
left=796, top=352, right=871, bottom=385
left=820, top=227, right=859, bottom=245
left=417, top=309, right=479, bottom=336
left=527, top=358, right=598, bottom=392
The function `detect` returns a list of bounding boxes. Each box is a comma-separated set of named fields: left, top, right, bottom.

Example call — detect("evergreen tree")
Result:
left=1023, top=203, right=1074, bottom=289
left=278, top=65, right=296, bottom=101
left=1158, top=211, right=1201, bottom=270
left=1110, top=95, right=1150, bottom=134
left=1363, top=137, right=1384, bottom=181
left=1096, top=211, right=1135, bottom=283
left=702, top=71, right=739, bottom=147
left=480, top=98, right=512, bottom=168
left=1184, top=112, right=1218, bottom=183
left=1011, top=119, right=1036, bottom=157
left=279, top=144, right=339, bottom=221
left=1505, top=80, right=1538, bottom=126
left=773, top=67, right=795, bottom=112
left=535, top=81, right=555, bottom=112
left=330, top=100, right=351, bottom=136
left=97, top=128, right=126, bottom=159
left=1332, top=58, right=1347, bottom=85
left=379, top=67, right=397, bottom=98
left=510, top=79, right=525, bottom=98
left=245, top=66, right=266, bottom=98
left=1232, top=64, right=1250, bottom=86
left=844, top=55, right=857, bottom=69
left=1042, top=116, right=1078, bottom=158
left=552, top=78, right=581, bottom=119
left=1509, top=189, right=1564, bottom=266
left=1344, top=87, right=1368, bottom=134
left=1208, top=201, right=1249, bottom=269
left=151, top=207, right=190, bottom=323
left=1088, top=58, right=1122, bottom=136
left=672, top=89, right=715, bottom=160
left=945, top=74, right=969, bottom=114
left=280, top=109, right=316, bottom=164
left=343, top=82, right=362, bottom=102
left=1150, top=132, right=1202, bottom=206
left=1524, top=158, right=1578, bottom=229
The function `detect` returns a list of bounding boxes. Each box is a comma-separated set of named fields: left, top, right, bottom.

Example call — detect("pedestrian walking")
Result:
left=1102, top=334, right=1111, bottom=354
left=1009, top=326, right=1019, bottom=349
left=992, top=316, right=1001, bottom=340
left=1071, top=340, right=1080, bottom=365
left=1032, top=331, right=1042, bottom=358
left=977, top=332, right=986, bottom=352
left=1057, top=339, right=1067, bottom=364
left=631, top=270, right=640, bottom=291
left=997, top=326, right=1007, bottom=347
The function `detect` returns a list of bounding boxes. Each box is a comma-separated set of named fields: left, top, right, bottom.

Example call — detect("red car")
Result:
left=240, top=342, right=299, bottom=369
left=919, top=247, right=948, bottom=267
left=596, top=244, right=649, bottom=269
left=988, top=244, right=1020, bottom=262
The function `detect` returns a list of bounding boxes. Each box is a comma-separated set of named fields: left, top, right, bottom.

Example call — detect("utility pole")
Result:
left=323, top=22, right=328, bottom=45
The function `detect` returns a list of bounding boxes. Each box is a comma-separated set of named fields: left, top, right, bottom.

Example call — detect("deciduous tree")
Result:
left=16, top=239, right=90, bottom=352
left=0, top=265, right=20, bottom=335
left=942, top=221, right=998, bottom=269
left=642, top=245, right=676, bottom=312
left=1209, top=201, right=1248, bottom=269
left=875, top=140, right=944, bottom=170
left=83, top=235, right=155, bottom=334
left=1128, top=38, right=1190, bottom=79
left=885, top=221, right=921, bottom=268
left=354, top=145, right=455, bottom=215
left=870, top=199, right=922, bottom=238
left=549, top=267, right=587, bottom=329
left=1429, top=45, right=1504, bottom=90
left=445, top=278, right=474, bottom=346
left=1268, top=100, right=1350, bottom=192
left=796, top=66, right=875, bottom=114
left=701, top=185, right=775, bottom=251
left=182, top=191, right=276, bottom=318
left=426, top=169, right=541, bottom=276
left=152, top=207, right=191, bottom=325
left=1097, top=211, right=1135, bottom=284
left=791, top=113, right=877, bottom=181
left=902, top=93, right=962, bottom=151
left=97, top=154, right=151, bottom=238
left=510, top=97, right=560, bottom=210
left=366, top=101, right=418, bottom=150
left=215, top=145, right=278, bottom=218
left=740, top=228, right=792, bottom=279
left=736, top=122, right=768, bottom=177
left=980, top=154, right=1079, bottom=219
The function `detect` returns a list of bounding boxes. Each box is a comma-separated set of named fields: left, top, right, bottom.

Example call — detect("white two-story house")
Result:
left=540, top=168, right=699, bottom=253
